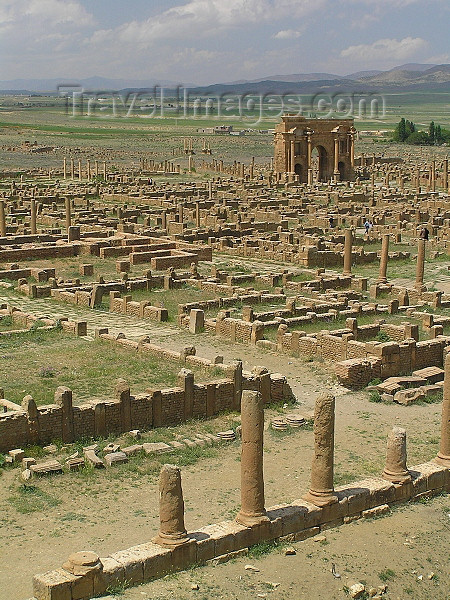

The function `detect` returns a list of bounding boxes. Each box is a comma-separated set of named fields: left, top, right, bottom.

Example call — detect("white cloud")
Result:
left=0, top=0, right=93, bottom=28
left=89, top=0, right=324, bottom=48
left=273, top=29, right=302, bottom=39
left=340, top=37, right=428, bottom=62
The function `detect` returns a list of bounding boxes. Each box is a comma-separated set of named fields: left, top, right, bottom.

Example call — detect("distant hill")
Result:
left=0, top=75, right=192, bottom=93
left=0, top=64, right=448, bottom=95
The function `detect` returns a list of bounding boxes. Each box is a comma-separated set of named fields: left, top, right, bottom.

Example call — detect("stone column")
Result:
left=153, top=464, right=189, bottom=547
left=350, top=133, right=354, bottom=167
left=382, top=427, right=411, bottom=483
left=377, top=234, right=389, bottom=283
left=436, top=353, right=450, bottom=467
left=70, top=158, right=74, bottom=179
left=95, top=160, right=99, bottom=177
left=30, top=198, right=37, bottom=234
left=303, top=394, right=337, bottom=506
left=55, top=386, right=74, bottom=443
left=431, top=161, right=436, bottom=192
left=63, top=157, right=67, bottom=179
left=86, top=159, right=91, bottom=180
left=307, top=136, right=312, bottom=170
left=343, top=228, right=353, bottom=276
left=65, top=197, right=71, bottom=231
left=415, top=238, right=426, bottom=292
left=290, top=139, right=295, bottom=173
left=443, top=158, right=448, bottom=191
left=236, top=390, right=269, bottom=526
left=334, top=137, right=340, bottom=180
left=0, top=200, right=6, bottom=237
left=103, top=161, right=107, bottom=180
left=78, top=159, right=82, bottom=180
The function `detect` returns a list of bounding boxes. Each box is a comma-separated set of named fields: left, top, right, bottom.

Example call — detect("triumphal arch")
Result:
left=274, top=115, right=356, bottom=183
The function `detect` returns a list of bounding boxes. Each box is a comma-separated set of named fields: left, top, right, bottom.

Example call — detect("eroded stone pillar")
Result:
left=303, top=394, right=337, bottom=507
left=30, top=198, right=37, bottom=234
left=236, top=390, right=268, bottom=526
left=0, top=200, right=6, bottom=237
left=443, top=158, right=448, bottom=191
left=415, top=238, right=426, bottom=292
left=382, top=427, right=411, bottom=483
left=377, top=234, right=389, bottom=283
left=343, top=228, right=353, bottom=276
left=65, top=197, right=71, bottom=232
left=333, top=137, right=340, bottom=180
left=153, top=464, right=189, bottom=547
left=436, top=353, right=450, bottom=467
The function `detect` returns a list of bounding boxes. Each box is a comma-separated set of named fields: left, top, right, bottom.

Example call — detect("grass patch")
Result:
left=0, top=328, right=217, bottom=406
left=7, top=484, right=61, bottom=513
left=378, top=568, right=396, bottom=582
left=247, top=539, right=282, bottom=558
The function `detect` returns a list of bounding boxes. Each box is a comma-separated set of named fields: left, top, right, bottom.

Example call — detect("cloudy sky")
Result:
left=0, top=0, right=449, bottom=84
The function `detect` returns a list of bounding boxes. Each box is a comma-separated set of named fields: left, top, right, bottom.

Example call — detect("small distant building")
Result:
left=274, top=115, right=356, bottom=182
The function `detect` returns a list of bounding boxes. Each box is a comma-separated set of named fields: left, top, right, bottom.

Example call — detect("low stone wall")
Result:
left=335, top=337, right=450, bottom=388
left=32, top=460, right=449, bottom=600
left=0, top=362, right=288, bottom=452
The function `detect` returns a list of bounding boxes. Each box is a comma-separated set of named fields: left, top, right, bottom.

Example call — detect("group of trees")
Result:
left=392, top=118, right=450, bottom=145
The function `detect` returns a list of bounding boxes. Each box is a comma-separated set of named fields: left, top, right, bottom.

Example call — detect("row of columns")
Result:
left=153, top=372, right=450, bottom=546
left=342, top=228, right=428, bottom=292
left=63, top=158, right=106, bottom=180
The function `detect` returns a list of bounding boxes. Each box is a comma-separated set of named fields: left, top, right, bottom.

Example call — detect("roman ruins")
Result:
left=0, top=115, right=448, bottom=600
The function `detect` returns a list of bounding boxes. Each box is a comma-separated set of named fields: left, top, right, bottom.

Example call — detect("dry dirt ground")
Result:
left=0, top=324, right=446, bottom=600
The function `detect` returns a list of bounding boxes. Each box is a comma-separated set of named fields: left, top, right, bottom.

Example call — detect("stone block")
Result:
left=199, top=522, right=236, bottom=558
left=33, top=569, right=77, bottom=600
left=190, top=528, right=215, bottom=563
left=71, top=574, right=94, bottom=600
left=30, top=460, right=63, bottom=476
left=9, top=448, right=25, bottom=462
left=365, top=478, right=396, bottom=507
left=93, top=557, right=124, bottom=597
left=104, top=452, right=128, bottom=466
left=277, top=503, right=308, bottom=535
left=362, top=504, right=390, bottom=519
left=142, top=442, right=173, bottom=455
left=170, top=539, right=197, bottom=571
left=109, top=548, right=144, bottom=585
left=122, top=444, right=143, bottom=456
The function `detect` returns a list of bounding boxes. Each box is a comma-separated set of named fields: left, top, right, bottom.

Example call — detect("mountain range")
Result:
left=1, top=64, right=449, bottom=94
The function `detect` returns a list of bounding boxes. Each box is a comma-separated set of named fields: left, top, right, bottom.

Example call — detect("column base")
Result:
left=377, top=277, right=388, bottom=284
left=303, top=489, right=338, bottom=507
left=414, top=284, right=427, bottom=292
left=435, top=453, right=450, bottom=468
left=382, top=469, right=412, bottom=484
left=153, top=531, right=190, bottom=548
left=236, top=510, right=270, bottom=527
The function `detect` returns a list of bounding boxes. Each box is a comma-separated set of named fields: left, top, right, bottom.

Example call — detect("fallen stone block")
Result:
left=142, top=442, right=173, bottom=455
left=84, top=449, right=105, bottom=469
left=104, top=452, right=128, bottom=466
left=122, top=444, right=143, bottom=456
left=30, top=460, right=63, bottom=476
left=9, top=448, right=25, bottom=462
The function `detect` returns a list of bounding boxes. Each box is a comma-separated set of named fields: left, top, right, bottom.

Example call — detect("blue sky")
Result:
left=0, top=0, right=449, bottom=84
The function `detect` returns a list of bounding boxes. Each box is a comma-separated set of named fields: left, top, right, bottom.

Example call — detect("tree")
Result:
left=429, top=121, right=435, bottom=143
left=407, top=131, right=430, bottom=145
